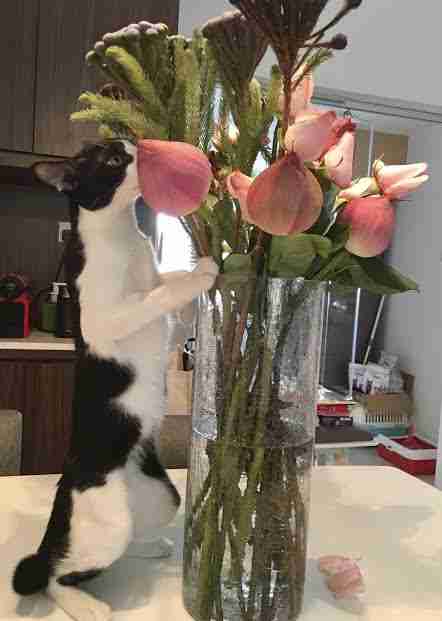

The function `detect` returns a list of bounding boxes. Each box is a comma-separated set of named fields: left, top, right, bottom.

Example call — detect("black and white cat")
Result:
left=12, top=140, right=217, bottom=620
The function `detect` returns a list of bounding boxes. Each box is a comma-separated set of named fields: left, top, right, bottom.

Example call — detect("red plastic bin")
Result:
left=376, top=435, right=437, bottom=476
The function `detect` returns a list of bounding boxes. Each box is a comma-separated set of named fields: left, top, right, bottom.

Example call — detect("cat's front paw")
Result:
left=193, top=257, right=219, bottom=287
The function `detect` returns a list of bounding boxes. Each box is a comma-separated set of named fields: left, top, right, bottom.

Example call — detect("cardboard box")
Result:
left=353, top=372, right=414, bottom=418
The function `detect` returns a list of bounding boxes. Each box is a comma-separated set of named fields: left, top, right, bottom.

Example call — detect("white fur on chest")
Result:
left=77, top=203, right=167, bottom=436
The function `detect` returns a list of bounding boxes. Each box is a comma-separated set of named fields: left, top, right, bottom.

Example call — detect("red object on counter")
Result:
left=376, top=435, right=437, bottom=476
left=0, top=273, right=32, bottom=338
left=317, top=403, right=350, bottom=416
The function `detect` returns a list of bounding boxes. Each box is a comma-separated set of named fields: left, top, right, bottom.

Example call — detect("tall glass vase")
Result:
left=183, top=276, right=325, bottom=621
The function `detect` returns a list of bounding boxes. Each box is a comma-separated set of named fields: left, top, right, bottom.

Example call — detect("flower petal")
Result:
left=377, top=162, right=428, bottom=191
left=338, top=196, right=395, bottom=257
left=137, top=139, right=212, bottom=216
left=226, top=170, right=254, bottom=222
left=278, top=65, right=315, bottom=118
left=327, top=566, right=365, bottom=599
left=324, top=131, right=355, bottom=188
left=284, top=111, right=337, bottom=162
left=384, top=174, right=429, bottom=200
left=291, top=68, right=314, bottom=116
left=246, top=153, right=323, bottom=235
left=318, top=556, right=359, bottom=577
left=338, top=177, right=378, bottom=201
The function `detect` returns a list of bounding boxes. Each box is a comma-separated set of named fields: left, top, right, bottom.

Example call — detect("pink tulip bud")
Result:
left=338, top=195, right=395, bottom=257
left=225, top=171, right=254, bottom=223
left=374, top=159, right=429, bottom=200
left=278, top=64, right=314, bottom=119
left=137, top=140, right=213, bottom=216
left=284, top=110, right=337, bottom=162
left=246, top=153, right=323, bottom=235
left=322, top=117, right=356, bottom=188
left=318, top=555, right=359, bottom=577
left=326, top=566, right=365, bottom=599
left=318, top=556, right=365, bottom=600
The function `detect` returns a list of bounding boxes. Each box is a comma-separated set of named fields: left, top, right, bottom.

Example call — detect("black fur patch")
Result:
left=13, top=554, right=51, bottom=595
left=58, top=568, right=103, bottom=586
left=66, top=354, right=141, bottom=476
left=62, top=141, right=134, bottom=211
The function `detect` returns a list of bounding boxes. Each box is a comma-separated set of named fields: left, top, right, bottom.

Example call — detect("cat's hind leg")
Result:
left=125, top=439, right=180, bottom=559
left=49, top=470, right=133, bottom=621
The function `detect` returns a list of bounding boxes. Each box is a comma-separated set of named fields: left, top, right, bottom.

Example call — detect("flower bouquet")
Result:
left=72, top=1, right=428, bottom=620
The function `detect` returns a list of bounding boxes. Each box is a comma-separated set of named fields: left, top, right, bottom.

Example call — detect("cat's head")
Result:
left=33, top=140, right=139, bottom=211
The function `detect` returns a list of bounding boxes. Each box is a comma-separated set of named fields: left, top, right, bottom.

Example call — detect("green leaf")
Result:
left=323, top=251, right=419, bottom=294
left=223, top=253, right=253, bottom=273
left=269, top=234, right=332, bottom=277
left=352, top=256, right=419, bottom=294
left=327, top=222, right=350, bottom=251
left=307, top=167, right=340, bottom=235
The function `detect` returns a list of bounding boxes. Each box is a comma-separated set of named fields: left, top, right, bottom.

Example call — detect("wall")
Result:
left=179, top=1, right=442, bottom=109
left=382, top=125, right=442, bottom=443
left=0, top=187, right=70, bottom=297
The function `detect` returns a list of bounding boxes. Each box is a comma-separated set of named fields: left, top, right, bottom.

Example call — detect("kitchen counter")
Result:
left=0, top=329, right=75, bottom=351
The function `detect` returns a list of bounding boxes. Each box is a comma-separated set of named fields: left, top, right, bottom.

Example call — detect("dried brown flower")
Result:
left=229, top=0, right=330, bottom=77
left=202, top=10, right=268, bottom=100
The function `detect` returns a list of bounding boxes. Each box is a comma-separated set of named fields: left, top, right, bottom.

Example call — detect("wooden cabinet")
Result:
left=0, top=1, right=39, bottom=152
left=0, top=0, right=178, bottom=159
left=0, top=350, right=76, bottom=474
left=35, top=0, right=179, bottom=156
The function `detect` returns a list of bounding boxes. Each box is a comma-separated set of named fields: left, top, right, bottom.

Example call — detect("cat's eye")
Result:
left=107, top=155, right=123, bottom=167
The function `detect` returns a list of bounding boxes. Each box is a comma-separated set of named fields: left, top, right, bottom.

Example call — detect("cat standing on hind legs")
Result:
left=12, top=140, right=218, bottom=621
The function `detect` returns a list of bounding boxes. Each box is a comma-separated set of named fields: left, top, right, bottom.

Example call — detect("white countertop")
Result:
left=1, top=466, right=442, bottom=619
left=0, top=330, right=75, bottom=351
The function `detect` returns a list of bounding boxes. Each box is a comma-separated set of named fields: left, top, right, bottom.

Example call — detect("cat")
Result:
left=12, top=140, right=218, bottom=620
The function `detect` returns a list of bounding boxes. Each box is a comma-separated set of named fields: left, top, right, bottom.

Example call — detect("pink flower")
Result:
left=278, top=65, right=315, bottom=120
left=318, top=555, right=359, bottom=577
left=284, top=110, right=338, bottom=162
left=282, top=64, right=340, bottom=163
left=374, top=160, right=429, bottom=200
left=326, top=566, right=365, bottom=599
left=338, top=196, right=395, bottom=257
left=323, top=118, right=357, bottom=188
left=226, top=153, right=323, bottom=236
left=137, top=140, right=213, bottom=216
left=225, top=171, right=255, bottom=224
left=318, top=556, right=365, bottom=600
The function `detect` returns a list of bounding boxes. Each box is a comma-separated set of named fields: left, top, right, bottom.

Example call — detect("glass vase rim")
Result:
left=215, top=274, right=327, bottom=287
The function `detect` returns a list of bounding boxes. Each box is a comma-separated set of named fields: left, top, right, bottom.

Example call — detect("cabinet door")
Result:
left=0, top=0, right=38, bottom=151
left=34, top=0, right=179, bottom=156
left=0, top=361, right=26, bottom=412
left=22, top=361, right=75, bottom=474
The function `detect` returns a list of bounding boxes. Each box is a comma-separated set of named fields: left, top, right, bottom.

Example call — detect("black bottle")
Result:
left=55, top=284, right=73, bottom=338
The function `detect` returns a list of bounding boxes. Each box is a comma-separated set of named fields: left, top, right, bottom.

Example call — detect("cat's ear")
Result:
left=33, top=161, right=78, bottom=193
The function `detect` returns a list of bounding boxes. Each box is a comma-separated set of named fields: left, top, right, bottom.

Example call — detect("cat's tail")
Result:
left=13, top=553, right=50, bottom=595
left=14, top=557, right=111, bottom=620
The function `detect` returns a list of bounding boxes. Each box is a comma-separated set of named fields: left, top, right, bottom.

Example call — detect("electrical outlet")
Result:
left=58, top=221, right=71, bottom=243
